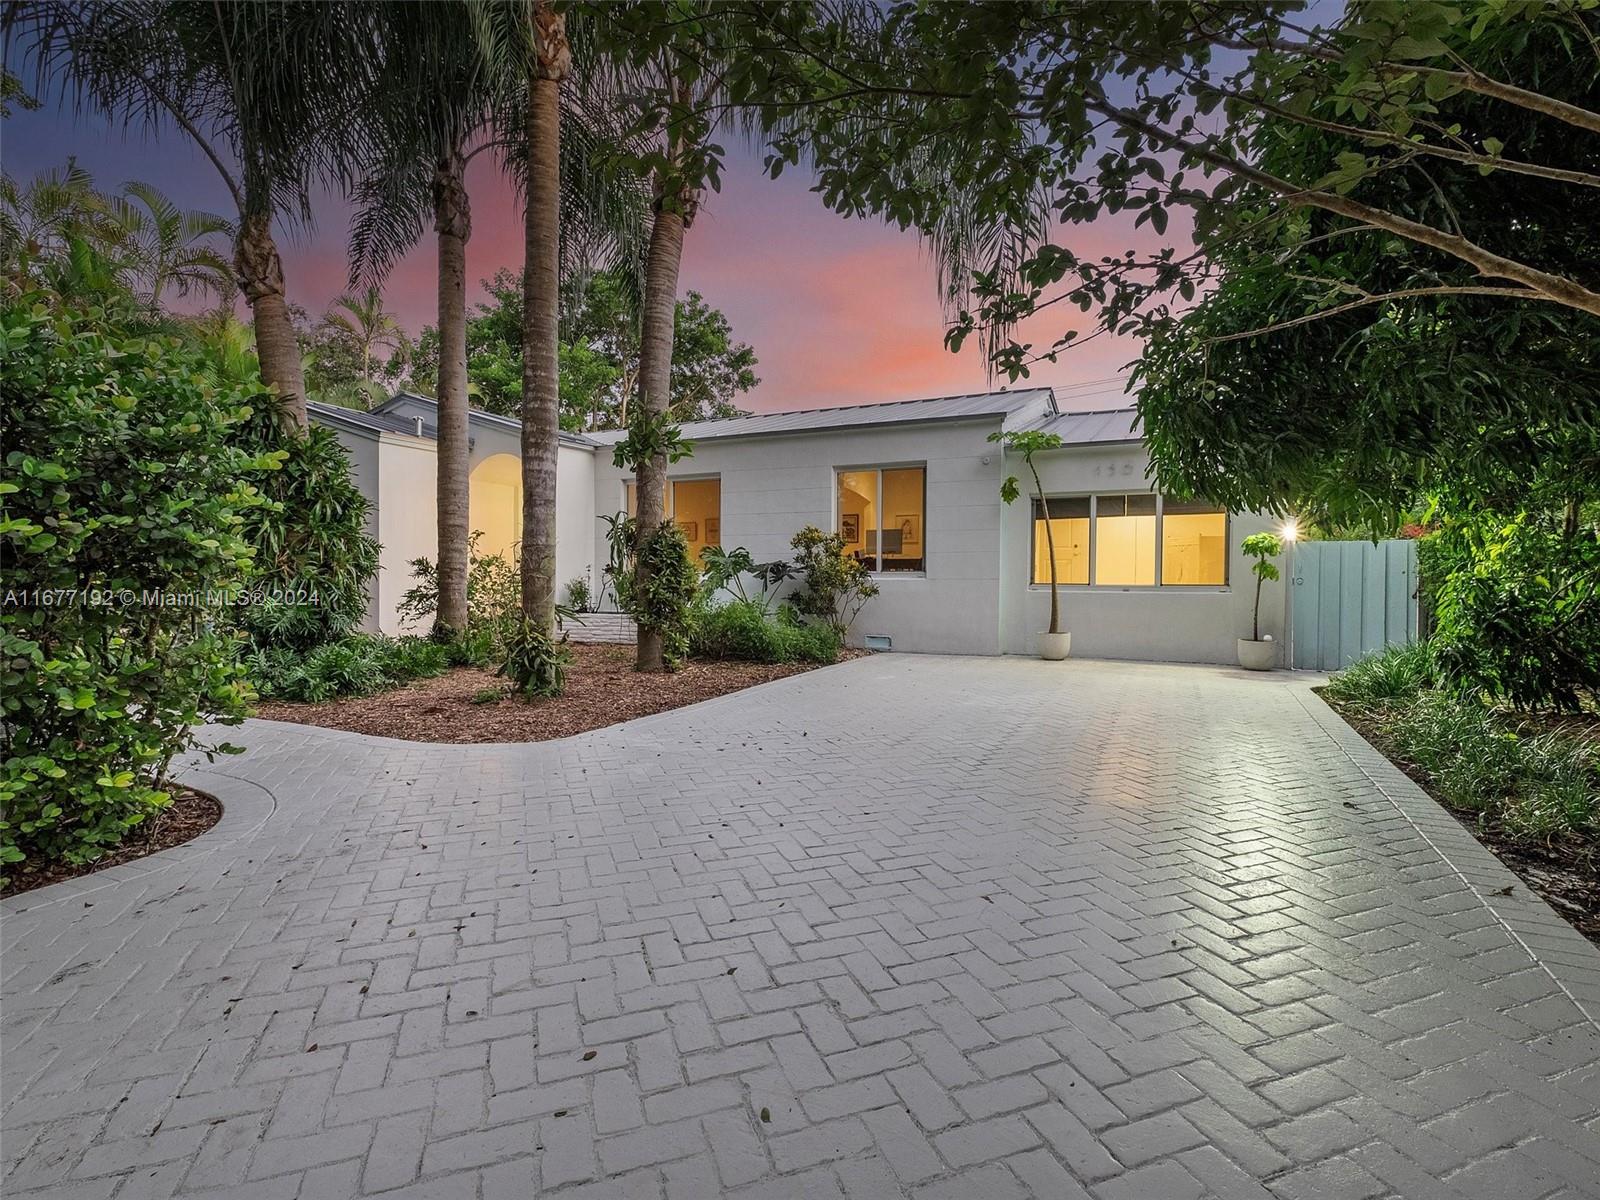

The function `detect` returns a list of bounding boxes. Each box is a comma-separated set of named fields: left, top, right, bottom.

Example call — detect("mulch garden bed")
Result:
left=3, top=787, right=222, bottom=897
left=1324, top=697, right=1600, bottom=949
left=255, top=642, right=861, bottom=744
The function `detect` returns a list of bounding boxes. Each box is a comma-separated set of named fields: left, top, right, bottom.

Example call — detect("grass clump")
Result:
left=1325, top=642, right=1598, bottom=843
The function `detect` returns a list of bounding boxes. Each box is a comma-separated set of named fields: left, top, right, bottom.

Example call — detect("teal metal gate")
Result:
left=1289, top=539, right=1419, bottom=671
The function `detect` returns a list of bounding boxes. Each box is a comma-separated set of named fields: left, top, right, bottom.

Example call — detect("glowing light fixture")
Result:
left=1280, top=518, right=1300, bottom=543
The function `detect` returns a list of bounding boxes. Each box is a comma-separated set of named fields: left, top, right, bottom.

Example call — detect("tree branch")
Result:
left=1204, top=285, right=1553, bottom=344
left=1087, top=92, right=1600, bottom=318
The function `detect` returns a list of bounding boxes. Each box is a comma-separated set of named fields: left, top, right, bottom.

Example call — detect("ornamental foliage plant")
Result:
left=989, top=429, right=1065, bottom=634
left=1241, top=532, right=1284, bottom=643
left=0, top=297, right=267, bottom=876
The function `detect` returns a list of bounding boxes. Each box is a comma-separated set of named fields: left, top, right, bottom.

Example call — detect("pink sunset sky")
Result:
left=5, top=103, right=1158, bottom=414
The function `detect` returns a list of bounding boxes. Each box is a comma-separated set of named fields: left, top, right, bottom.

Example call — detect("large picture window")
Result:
left=1029, top=494, right=1226, bottom=587
left=625, top=477, right=722, bottom=562
left=836, top=465, right=925, bottom=572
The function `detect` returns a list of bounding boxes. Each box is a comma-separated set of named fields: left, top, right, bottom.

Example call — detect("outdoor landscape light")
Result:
left=1281, top=518, right=1300, bottom=542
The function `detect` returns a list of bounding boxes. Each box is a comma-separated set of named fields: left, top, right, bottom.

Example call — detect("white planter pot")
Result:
left=1036, top=631, right=1072, bottom=661
left=1236, top=638, right=1277, bottom=671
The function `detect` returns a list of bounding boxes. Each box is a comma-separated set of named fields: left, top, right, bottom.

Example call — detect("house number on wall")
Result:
left=1091, top=461, right=1139, bottom=479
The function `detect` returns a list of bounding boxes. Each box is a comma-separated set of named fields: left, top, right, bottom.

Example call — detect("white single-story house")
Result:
left=311, top=386, right=1287, bottom=664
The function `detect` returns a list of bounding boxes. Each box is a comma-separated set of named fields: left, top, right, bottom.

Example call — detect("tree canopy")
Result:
left=403, top=268, right=757, bottom=430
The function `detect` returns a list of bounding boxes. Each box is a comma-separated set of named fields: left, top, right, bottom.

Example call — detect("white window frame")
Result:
left=1028, top=492, right=1229, bottom=590
left=833, top=463, right=928, bottom=577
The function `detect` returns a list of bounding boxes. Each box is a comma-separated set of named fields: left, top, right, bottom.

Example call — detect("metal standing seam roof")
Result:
left=324, top=390, right=1141, bottom=450
left=583, top=387, right=1058, bottom=446
left=307, top=401, right=422, bottom=437
left=362, top=393, right=601, bottom=448
left=1022, top=406, right=1143, bottom=445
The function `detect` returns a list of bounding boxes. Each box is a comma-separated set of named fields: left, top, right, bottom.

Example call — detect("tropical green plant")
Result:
left=989, top=429, right=1066, bottom=635
left=789, top=525, right=879, bottom=637
left=1327, top=646, right=1598, bottom=844
left=14, top=0, right=387, bottom=428
left=321, top=285, right=403, bottom=388
left=626, top=520, right=700, bottom=669
left=0, top=295, right=265, bottom=876
left=1428, top=512, right=1600, bottom=712
left=689, top=598, right=840, bottom=664
left=499, top=616, right=571, bottom=698
left=1241, top=532, right=1283, bottom=643
left=398, top=531, right=523, bottom=661
left=700, top=545, right=798, bottom=615
left=600, top=511, right=636, bottom=612
left=564, top=575, right=593, bottom=614
left=113, top=180, right=234, bottom=307
left=1323, top=641, right=1438, bottom=708
left=232, top=403, right=380, bottom=654
left=247, top=633, right=450, bottom=702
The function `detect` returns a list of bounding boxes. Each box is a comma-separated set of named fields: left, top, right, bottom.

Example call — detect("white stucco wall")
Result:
left=324, top=425, right=384, bottom=634
left=556, top=442, right=596, bottom=605
left=592, top=419, right=1009, bottom=655
left=997, top=441, right=1287, bottom=665
left=374, top=435, right=438, bottom=636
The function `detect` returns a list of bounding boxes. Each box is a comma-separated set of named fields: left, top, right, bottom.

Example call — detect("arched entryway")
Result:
left=468, top=453, right=522, bottom=559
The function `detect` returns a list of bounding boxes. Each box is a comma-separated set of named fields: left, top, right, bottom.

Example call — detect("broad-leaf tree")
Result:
left=723, top=1, right=1600, bottom=375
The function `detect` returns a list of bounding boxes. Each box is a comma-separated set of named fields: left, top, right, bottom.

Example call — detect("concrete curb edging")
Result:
left=1, top=767, right=277, bottom=915
left=1294, top=683, right=1600, bottom=1028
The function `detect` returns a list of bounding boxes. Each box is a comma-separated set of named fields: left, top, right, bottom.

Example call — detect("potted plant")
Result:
left=989, top=430, right=1070, bottom=659
left=1238, top=531, right=1284, bottom=670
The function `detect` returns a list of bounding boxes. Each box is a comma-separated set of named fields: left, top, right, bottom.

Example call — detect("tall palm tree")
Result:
left=0, top=160, right=118, bottom=271
left=11, top=1, right=382, bottom=430
left=350, top=2, right=497, bottom=637
left=519, top=0, right=570, bottom=634
left=113, top=180, right=233, bottom=307
left=324, top=285, right=403, bottom=385
left=353, top=2, right=646, bottom=637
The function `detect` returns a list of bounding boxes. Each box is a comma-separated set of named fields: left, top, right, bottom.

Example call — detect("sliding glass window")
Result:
left=1029, top=494, right=1227, bottom=588
left=836, top=466, right=926, bottom=572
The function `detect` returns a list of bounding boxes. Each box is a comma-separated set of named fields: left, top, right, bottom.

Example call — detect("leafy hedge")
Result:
left=234, top=403, right=380, bottom=653
left=690, top=599, right=840, bottom=664
left=0, top=300, right=264, bottom=874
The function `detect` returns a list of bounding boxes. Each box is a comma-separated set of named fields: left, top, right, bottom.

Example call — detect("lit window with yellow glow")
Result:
left=623, top=477, right=722, bottom=562
left=836, top=466, right=925, bottom=572
left=1030, top=497, right=1089, bottom=585
left=1094, top=494, right=1157, bottom=586
left=1028, top=493, right=1228, bottom=588
left=1160, top=498, right=1227, bottom=585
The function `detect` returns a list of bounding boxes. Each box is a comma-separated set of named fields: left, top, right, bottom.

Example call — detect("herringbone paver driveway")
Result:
left=5, top=656, right=1600, bottom=1200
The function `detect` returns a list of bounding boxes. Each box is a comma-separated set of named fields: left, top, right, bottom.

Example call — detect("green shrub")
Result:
left=249, top=634, right=450, bottom=702
left=1428, top=513, right=1600, bottom=712
left=399, top=532, right=520, bottom=663
left=0, top=298, right=263, bottom=875
left=630, top=522, right=699, bottom=669
left=233, top=405, right=379, bottom=653
left=500, top=618, right=571, bottom=698
left=689, top=599, right=842, bottom=664
left=565, top=575, right=593, bottom=614
left=790, top=525, right=878, bottom=636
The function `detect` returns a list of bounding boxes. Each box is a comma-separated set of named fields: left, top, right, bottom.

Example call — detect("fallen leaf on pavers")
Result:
left=582, top=1050, right=597, bottom=1061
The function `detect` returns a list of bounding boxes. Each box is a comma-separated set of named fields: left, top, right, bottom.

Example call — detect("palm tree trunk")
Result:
left=434, top=148, right=472, bottom=636
left=632, top=203, right=686, bottom=671
left=520, top=3, right=569, bottom=631
left=234, top=212, right=307, bottom=430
